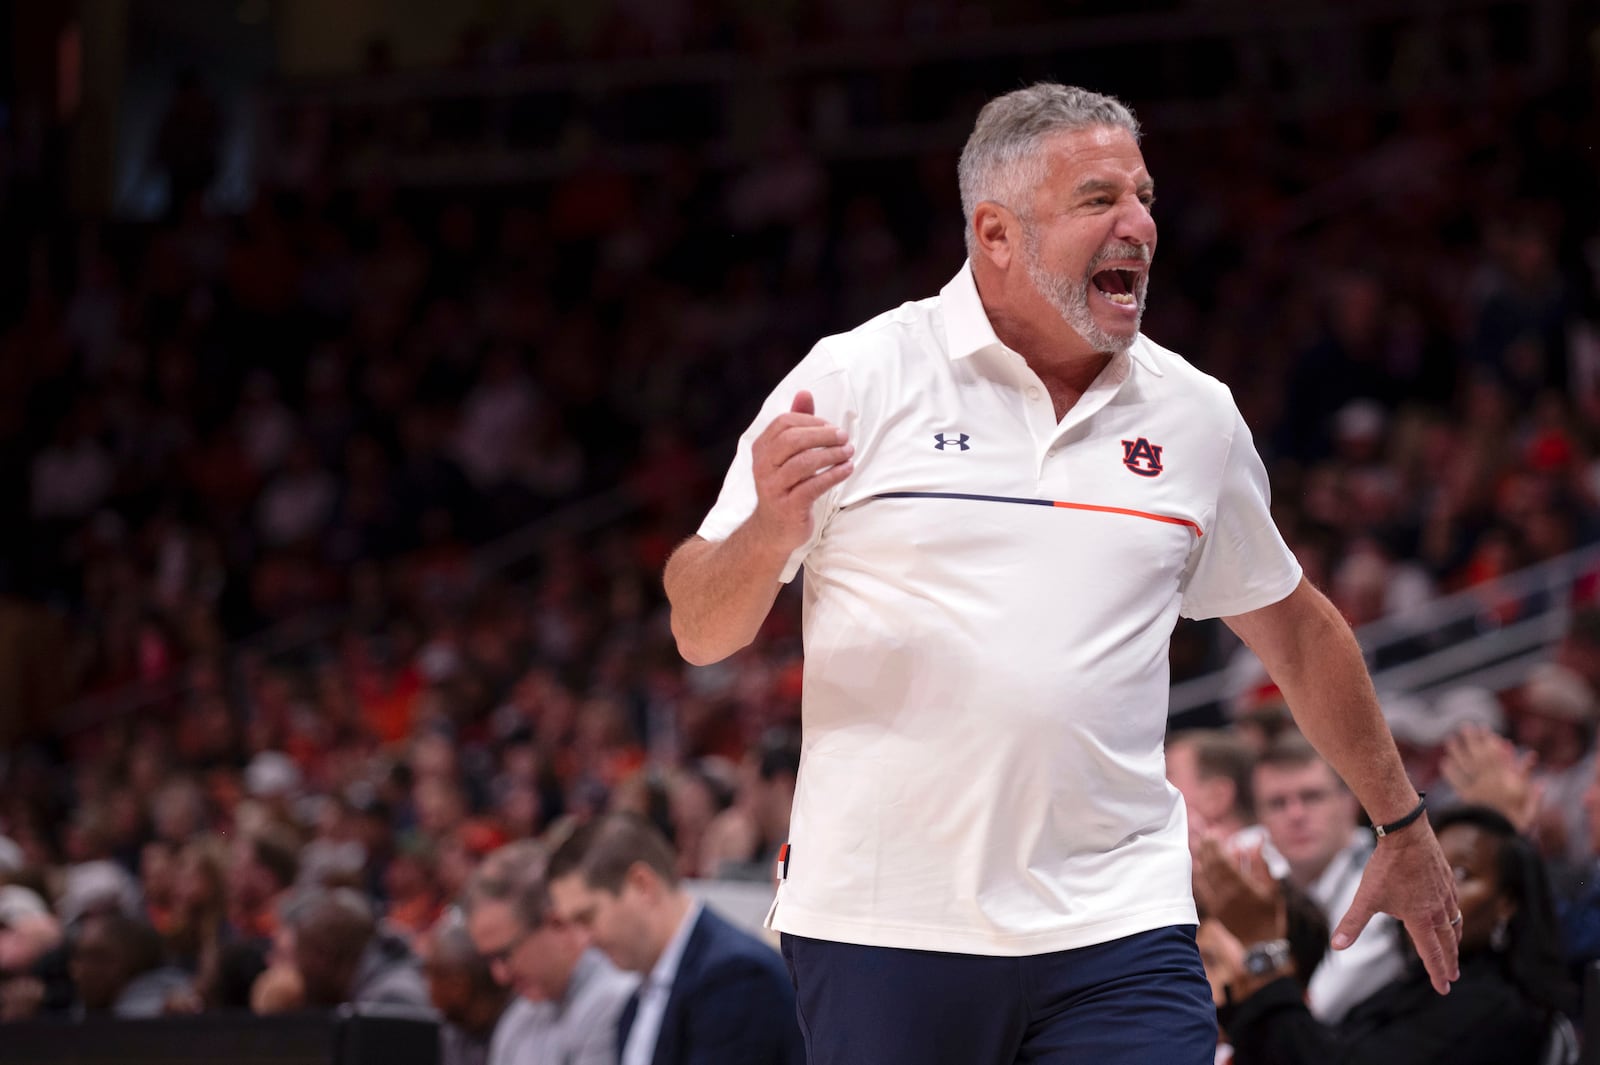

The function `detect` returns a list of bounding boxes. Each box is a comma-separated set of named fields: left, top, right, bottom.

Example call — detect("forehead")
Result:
left=548, top=876, right=600, bottom=912
left=1164, top=743, right=1198, bottom=777
left=466, top=898, right=518, bottom=940
left=1439, top=823, right=1498, bottom=871
left=1035, top=126, right=1150, bottom=193
left=1254, top=759, right=1336, bottom=792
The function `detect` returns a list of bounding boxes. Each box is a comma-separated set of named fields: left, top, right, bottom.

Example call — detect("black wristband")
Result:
left=1372, top=793, right=1426, bottom=839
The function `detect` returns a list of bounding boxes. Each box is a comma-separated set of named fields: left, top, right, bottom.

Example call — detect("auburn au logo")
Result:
left=1121, top=437, right=1164, bottom=477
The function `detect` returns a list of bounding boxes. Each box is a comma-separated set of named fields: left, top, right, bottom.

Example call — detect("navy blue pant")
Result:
left=781, top=926, right=1216, bottom=1065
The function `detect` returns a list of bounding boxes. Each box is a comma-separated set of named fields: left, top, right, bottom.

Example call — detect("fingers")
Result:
left=1407, top=913, right=1460, bottom=994
left=763, top=425, right=853, bottom=469
left=752, top=411, right=852, bottom=501
left=1330, top=893, right=1376, bottom=951
left=1343, top=831, right=1461, bottom=995
left=747, top=397, right=853, bottom=551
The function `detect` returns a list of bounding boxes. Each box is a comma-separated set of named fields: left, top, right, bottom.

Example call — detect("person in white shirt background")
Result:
left=1252, top=734, right=1407, bottom=1022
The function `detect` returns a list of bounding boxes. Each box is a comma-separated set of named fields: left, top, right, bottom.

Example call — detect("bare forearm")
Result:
left=663, top=530, right=790, bottom=665
left=1228, top=582, right=1419, bottom=824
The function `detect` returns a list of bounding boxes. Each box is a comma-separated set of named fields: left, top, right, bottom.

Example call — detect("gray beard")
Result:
left=1022, top=226, right=1148, bottom=355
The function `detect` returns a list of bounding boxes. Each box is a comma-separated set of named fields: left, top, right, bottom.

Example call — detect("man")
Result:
left=546, top=813, right=802, bottom=1065
left=701, top=728, right=801, bottom=881
left=463, top=840, right=635, bottom=1065
left=1252, top=734, right=1406, bottom=1022
left=68, top=912, right=190, bottom=1017
left=421, top=915, right=512, bottom=1065
left=284, top=887, right=433, bottom=1012
left=227, top=823, right=298, bottom=944
left=1510, top=662, right=1597, bottom=863
left=662, top=82, right=1458, bottom=1065
left=1167, top=730, right=1256, bottom=839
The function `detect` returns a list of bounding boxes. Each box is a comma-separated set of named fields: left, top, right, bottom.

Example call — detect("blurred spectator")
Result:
left=68, top=912, right=191, bottom=1018
left=547, top=813, right=803, bottom=1065
left=1509, top=663, right=1598, bottom=864
left=665, top=761, right=737, bottom=879
left=383, top=841, right=444, bottom=939
left=461, top=839, right=635, bottom=1065
left=227, top=824, right=299, bottom=943
left=166, top=836, right=231, bottom=973
left=281, top=886, right=432, bottom=1011
left=698, top=727, right=798, bottom=881
left=421, top=915, right=511, bottom=1065
left=1167, top=728, right=1256, bottom=843
left=0, top=885, right=61, bottom=1021
left=189, top=940, right=267, bottom=1013
left=1253, top=735, right=1406, bottom=1023
left=58, top=860, right=143, bottom=927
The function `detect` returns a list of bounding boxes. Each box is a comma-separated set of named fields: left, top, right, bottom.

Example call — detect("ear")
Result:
left=971, top=202, right=1018, bottom=269
left=625, top=860, right=660, bottom=899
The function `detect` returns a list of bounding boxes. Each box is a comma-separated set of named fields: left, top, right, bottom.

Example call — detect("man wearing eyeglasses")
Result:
left=464, top=841, right=638, bottom=1065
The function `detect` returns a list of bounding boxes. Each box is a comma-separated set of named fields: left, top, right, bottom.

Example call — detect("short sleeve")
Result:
left=1179, top=404, right=1302, bottom=620
left=696, top=341, right=855, bottom=583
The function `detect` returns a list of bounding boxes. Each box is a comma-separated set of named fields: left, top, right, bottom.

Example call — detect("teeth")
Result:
left=1105, top=292, right=1136, bottom=306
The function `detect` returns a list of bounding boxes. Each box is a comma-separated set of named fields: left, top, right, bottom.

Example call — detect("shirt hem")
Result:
left=767, top=901, right=1199, bottom=956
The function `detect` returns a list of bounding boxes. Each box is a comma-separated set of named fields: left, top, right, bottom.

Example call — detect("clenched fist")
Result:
left=747, top=391, right=854, bottom=554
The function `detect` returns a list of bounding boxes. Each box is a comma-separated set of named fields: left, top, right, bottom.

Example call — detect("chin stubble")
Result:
left=1022, top=226, right=1149, bottom=354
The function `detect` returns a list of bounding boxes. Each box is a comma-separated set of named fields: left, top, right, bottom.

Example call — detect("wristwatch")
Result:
left=1242, top=938, right=1291, bottom=976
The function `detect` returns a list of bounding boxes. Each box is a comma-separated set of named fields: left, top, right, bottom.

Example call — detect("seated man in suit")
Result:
left=463, top=841, right=636, bottom=1065
left=547, top=814, right=803, bottom=1065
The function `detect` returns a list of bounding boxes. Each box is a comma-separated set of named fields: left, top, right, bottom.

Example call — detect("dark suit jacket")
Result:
left=618, top=906, right=804, bottom=1065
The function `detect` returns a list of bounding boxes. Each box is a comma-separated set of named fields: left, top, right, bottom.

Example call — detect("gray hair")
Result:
left=957, top=83, right=1141, bottom=257
left=460, top=839, right=551, bottom=930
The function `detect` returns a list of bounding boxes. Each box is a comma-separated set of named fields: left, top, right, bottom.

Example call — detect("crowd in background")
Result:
left=0, top=3, right=1599, bottom=1057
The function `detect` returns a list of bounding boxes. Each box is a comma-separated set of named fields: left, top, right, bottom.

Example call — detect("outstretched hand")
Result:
left=1331, top=821, right=1460, bottom=995
left=1441, top=724, right=1540, bottom=833
left=748, top=391, right=853, bottom=554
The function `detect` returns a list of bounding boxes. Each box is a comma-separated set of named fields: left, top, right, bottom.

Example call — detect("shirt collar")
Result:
left=554, top=948, right=605, bottom=1016
left=938, top=260, right=1163, bottom=377
left=645, top=899, right=702, bottom=993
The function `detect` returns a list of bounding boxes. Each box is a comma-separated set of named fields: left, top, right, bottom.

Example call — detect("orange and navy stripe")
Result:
left=872, top=491, right=1203, bottom=536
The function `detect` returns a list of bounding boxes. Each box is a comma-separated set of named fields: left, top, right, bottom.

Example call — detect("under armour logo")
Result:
left=1121, top=437, right=1165, bottom=477
left=934, top=433, right=970, bottom=451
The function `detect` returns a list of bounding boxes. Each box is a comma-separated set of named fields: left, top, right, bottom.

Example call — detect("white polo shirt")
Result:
left=699, top=262, right=1302, bottom=956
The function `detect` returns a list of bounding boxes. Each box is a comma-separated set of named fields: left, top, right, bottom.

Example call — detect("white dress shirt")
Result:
left=490, top=950, right=637, bottom=1065
left=1306, top=830, right=1406, bottom=1023
left=621, top=901, right=703, bottom=1065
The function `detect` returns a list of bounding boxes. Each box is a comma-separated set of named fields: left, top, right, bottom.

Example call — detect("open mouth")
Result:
left=1091, top=269, right=1140, bottom=307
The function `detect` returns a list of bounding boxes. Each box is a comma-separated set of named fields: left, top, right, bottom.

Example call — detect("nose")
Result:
left=1114, top=197, right=1157, bottom=250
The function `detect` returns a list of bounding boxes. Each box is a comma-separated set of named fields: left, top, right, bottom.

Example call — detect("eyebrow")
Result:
left=1074, top=178, right=1156, bottom=198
